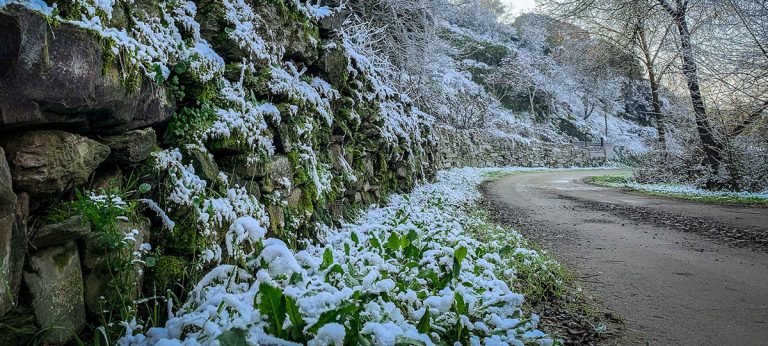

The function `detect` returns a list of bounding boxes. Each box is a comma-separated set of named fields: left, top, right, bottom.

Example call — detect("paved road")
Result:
left=484, top=170, right=768, bottom=345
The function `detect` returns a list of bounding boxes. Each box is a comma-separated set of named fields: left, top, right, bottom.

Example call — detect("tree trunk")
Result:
left=671, top=10, right=723, bottom=173
left=529, top=89, right=536, bottom=117
left=637, top=25, right=667, bottom=157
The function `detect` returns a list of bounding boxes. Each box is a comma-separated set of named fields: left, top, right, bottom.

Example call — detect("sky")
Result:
left=504, top=0, right=537, bottom=15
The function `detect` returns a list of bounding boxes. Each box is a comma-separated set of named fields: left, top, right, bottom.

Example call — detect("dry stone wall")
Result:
left=0, top=2, right=592, bottom=344
left=0, top=3, right=428, bottom=343
left=432, top=125, right=595, bottom=168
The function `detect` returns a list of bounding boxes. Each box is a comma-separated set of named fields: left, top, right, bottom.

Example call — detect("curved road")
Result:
left=484, top=170, right=768, bottom=345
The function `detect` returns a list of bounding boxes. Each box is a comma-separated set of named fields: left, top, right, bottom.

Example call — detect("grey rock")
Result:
left=0, top=130, right=110, bottom=198
left=82, top=273, right=110, bottom=317
left=0, top=5, right=173, bottom=133
left=8, top=192, right=28, bottom=310
left=362, top=157, right=375, bottom=176
left=266, top=155, right=293, bottom=193
left=256, top=6, right=318, bottom=63
left=266, top=205, right=285, bottom=233
left=183, top=145, right=219, bottom=183
left=0, top=147, right=18, bottom=315
left=287, top=188, right=303, bottom=209
left=269, top=155, right=293, bottom=181
left=316, top=46, right=349, bottom=86
left=30, top=215, right=90, bottom=249
left=23, top=241, right=86, bottom=345
left=329, top=144, right=344, bottom=171
left=233, top=158, right=269, bottom=179
left=318, top=11, right=344, bottom=36
left=98, top=128, right=157, bottom=164
left=198, top=2, right=318, bottom=63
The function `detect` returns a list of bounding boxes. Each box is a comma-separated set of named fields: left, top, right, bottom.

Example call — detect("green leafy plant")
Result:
left=164, top=102, right=216, bottom=145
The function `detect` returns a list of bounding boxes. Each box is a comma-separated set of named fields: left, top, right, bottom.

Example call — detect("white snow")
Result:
left=119, top=167, right=568, bottom=345
left=308, top=323, right=345, bottom=346
left=626, top=182, right=768, bottom=200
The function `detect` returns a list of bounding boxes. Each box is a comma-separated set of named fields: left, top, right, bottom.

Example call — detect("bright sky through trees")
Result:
left=505, top=0, right=537, bottom=15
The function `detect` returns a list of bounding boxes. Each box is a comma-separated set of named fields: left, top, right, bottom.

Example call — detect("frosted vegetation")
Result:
left=587, top=174, right=768, bottom=204
left=624, top=183, right=768, bottom=202
left=340, top=0, right=667, bottom=156
left=122, top=167, right=561, bottom=345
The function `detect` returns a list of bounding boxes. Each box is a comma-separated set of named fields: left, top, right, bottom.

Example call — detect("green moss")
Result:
left=149, top=255, right=189, bottom=290
left=94, top=34, right=142, bottom=92
left=163, top=222, right=208, bottom=256
left=52, top=250, right=71, bottom=269
left=242, top=64, right=272, bottom=94
left=287, top=147, right=314, bottom=188
left=53, top=0, right=86, bottom=20
left=44, top=202, right=74, bottom=224
left=298, top=193, right=315, bottom=215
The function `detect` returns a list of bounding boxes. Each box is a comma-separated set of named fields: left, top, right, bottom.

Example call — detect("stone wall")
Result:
left=432, top=125, right=595, bottom=169
left=0, top=3, right=429, bottom=344
left=0, top=2, right=596, bottom=343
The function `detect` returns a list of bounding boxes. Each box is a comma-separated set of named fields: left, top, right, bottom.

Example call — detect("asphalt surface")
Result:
left=484, top=170, right=768, bottom=345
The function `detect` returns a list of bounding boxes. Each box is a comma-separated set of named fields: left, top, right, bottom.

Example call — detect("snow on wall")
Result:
left=432, top=125, right=595, bottom=168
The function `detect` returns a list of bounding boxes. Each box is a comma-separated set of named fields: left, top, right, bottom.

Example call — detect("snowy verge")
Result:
left=588, top=175, right=768, bottom=203
left=119, top=167, right=581, bottom=346
left=624, top=183, right=768, bottom=201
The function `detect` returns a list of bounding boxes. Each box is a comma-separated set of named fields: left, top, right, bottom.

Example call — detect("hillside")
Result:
left=381, top=8, right=670, bottom=157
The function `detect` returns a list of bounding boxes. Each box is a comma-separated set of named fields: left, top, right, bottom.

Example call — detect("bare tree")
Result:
left=656, top=0, right=724, bottom=175
left=540, top=0, right=677, bottom=154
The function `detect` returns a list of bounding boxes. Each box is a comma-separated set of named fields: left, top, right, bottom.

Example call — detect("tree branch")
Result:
left=731, top=99, right=768, bottom=136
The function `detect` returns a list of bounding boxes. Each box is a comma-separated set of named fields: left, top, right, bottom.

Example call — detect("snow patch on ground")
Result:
left=625, top=183, right=768, bottom=200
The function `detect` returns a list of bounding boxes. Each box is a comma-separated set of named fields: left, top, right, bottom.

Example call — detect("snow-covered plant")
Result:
left=120, top=168, right=558, bottom=346
left=47, top=187, right=152, bottom=343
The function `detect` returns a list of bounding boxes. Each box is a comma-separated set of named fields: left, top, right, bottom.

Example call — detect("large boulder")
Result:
left=23, top=241, right=86, bottom=345
left=0, top=130, right=110, bottom=198
left=0, top=5, right=173, bottom=133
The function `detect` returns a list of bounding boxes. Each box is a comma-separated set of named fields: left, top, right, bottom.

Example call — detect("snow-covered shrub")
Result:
left=729, top=136, right=768, bottom=192
left=635, top=129, right=768, bottom=193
